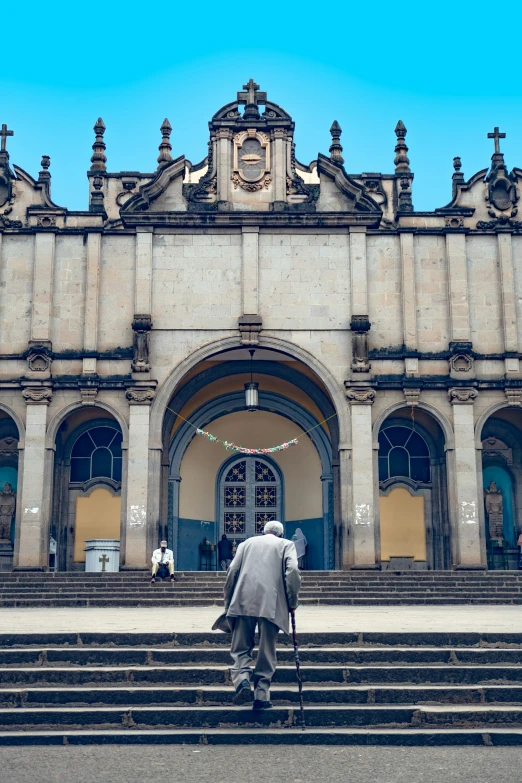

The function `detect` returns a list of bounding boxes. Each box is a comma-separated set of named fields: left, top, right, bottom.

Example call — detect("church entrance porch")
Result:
left=479, top=406, right=522, bottom=570
left=0, top=409, right=20, bottom=572
left=163, top=347, right=336, bottom=572
left=51, top=407, right=124, bottom=572
left=376, top=408, right=451, bottom=571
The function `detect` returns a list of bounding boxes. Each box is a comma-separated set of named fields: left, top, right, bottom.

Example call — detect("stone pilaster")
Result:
left=349, top=228, right=368, bottom=316
left=271, top=128, right=287, bottom=206
left=31, top=232, right=55, bottom=344
left=345, top=385, right=377, bottom=568
left=399, top=232, right=417, bottom=350
left=497, top=233, right=518, bottom=356
left=135, top=229, right=153, bottom=316
left=83, top=232, right=101, bottom=375
left=123, top=385, right=155, bottom=569
left=448, top=387, right=484, bottom=568
left=15, top=387, right=52, bottom=570
left=446, top=233, right=471, bottom=343
left=241, top=226, right=259, bottom=316
left=216, top=128, right=233, bottom=208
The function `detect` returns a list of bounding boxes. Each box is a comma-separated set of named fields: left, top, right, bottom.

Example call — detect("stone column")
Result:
left=448, top=387, right=484, bottom=568
left=15, top=387, right=52, bottom=569
left=135, top=229, right=153, bottom=315
left=31, top=233, right=55, bottom=344
left=123, top=387, right=155, bottom=569
left=345, top=386, right=377, bottom=568
left=350, top=228, right=368, bottom=316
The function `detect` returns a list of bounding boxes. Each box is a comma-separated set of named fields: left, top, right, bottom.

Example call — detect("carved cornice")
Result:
left=345, top=386, right=376, bottom=405
left=126, top=388, right=155, bottom=405
left=448, top=387, right=477, bottom=404
left=120, top=156, right=186, bottom=214
left=22, top=387, right=52, bottom=405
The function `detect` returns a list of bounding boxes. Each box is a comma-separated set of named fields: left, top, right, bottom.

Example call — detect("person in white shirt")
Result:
left=151, top=540, right=176, bottom=584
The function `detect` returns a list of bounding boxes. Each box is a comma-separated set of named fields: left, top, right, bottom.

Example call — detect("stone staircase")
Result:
left=0, top=631, right=522, bottom=745
left=3, top=571, right=522, bottom=607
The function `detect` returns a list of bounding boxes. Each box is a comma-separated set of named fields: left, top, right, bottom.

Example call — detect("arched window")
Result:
left=220, top=457, right=282, bottom=547
left=378, top=426, right=431, bottom=483
left=70, top=427, right=123, bottom=483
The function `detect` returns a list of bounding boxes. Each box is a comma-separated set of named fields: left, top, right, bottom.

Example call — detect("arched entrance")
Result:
left=0, top=410, right=20, bottom=571
left=376, top=409, right=450, bottom=570
left=479, top=406, right=522, bottom=570
left=51, top=407, right=124, bottom=571
left=164, top=347, right=336, bottom=570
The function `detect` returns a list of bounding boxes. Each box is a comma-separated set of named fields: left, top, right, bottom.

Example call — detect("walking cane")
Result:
left=290, top=609, right=306, bottom=731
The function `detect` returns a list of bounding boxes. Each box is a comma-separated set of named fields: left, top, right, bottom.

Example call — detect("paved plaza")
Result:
left=2, top=604, right=522, bottom=634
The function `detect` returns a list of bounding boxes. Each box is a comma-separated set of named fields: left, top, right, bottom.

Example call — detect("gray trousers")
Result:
left=230, top=616, right=279, bottom=701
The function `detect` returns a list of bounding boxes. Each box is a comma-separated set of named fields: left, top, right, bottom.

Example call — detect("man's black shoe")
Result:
left=150, top=577, right=155, bottom=585
left=233, top=680, right=253, bottom=705
left=253, top=699, right=272, bottom=710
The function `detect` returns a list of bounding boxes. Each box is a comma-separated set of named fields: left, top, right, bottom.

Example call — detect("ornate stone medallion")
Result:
left=232, top=130, right=271, bottom=191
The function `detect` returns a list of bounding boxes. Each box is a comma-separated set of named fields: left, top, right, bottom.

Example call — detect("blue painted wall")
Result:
left=483, top=466, right=516, bottom=546
left=177, top=517, right=326, bottom=570
left=0, top=467, right=17, bottom=545
left=285, top=518, right=325, bottom=570
left=177, top=518, right=216, bottom=571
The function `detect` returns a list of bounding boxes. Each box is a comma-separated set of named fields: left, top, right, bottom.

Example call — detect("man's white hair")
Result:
left=263, top=520, right=284, bottom=537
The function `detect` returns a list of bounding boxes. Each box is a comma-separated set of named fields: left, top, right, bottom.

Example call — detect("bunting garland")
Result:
left=196, top=428, right=299, bottom=454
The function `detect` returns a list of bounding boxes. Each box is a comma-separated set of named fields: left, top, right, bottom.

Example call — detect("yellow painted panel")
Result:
left=379, top=487, right=426, bottom=561
left=179, top=410, right=322, bottom=521
left=74, top=488, right=121, bottom=563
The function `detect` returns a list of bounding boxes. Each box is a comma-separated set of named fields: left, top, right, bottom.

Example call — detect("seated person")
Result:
left=151, top=540, right=176, bottom=584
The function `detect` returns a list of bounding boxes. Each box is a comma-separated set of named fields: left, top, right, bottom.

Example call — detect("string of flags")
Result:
left=195, top=428, right=299, bottom=454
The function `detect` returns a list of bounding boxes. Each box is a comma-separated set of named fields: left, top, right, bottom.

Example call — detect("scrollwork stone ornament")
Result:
left=403, top=388, right=421, bottom=407
left=345, top=386, right=376, bottom=405
left=22, top=388, right=52, bottom=405
left=126, top=388, right=155, bottom=405
left=448, top=387, right=477, bottom=405
left=131, top=314, right=152, bottom=373
left=505, top=388, right=522, bottom=407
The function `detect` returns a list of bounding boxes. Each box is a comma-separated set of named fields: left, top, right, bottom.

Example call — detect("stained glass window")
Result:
left=70, top=427, right=123, bottom=483
left=378, top=426, right=430, bottom=483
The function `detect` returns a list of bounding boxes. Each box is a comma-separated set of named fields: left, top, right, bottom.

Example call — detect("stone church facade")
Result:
left=0, top=80, right=521, bottom=572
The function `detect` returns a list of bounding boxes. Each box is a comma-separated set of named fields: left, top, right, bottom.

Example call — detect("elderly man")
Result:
left=224, top=520, right=301, bottom=710
left=151, top=539, right=176, bottom=584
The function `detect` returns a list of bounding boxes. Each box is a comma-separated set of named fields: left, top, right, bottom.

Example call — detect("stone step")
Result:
left=4, top=631, right=522, bottom=648
left=0, top=727, right=521, bottom=746
left=4, top=597, right=522, bottom=608
left=1, top=703, right=522, bottom=731
left=1, top=664, right=521, bottom=687
left=2, top=684, right=522, bottom=707
left=3, top=646, right=522, bottom=666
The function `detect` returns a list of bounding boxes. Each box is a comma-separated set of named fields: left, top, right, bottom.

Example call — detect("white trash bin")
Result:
left=84, top=539, right=120, bottom=572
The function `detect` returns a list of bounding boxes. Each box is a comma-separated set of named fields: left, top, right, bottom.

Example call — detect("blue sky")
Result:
left=3, top=0, right=521, bottom=211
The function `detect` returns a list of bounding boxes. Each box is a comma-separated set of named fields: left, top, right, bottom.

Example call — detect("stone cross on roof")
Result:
left=0, top=124, right=13, bottom=153
left=488, top=126, right=506, bottom=155
left=237, top=79, right=267, bottom=107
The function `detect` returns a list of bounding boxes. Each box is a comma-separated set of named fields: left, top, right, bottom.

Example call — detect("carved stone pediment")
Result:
left=120, top=156, right=186, bottom=218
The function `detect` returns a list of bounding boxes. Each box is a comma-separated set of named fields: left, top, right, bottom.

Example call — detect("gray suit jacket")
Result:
left=224, top=534, right=301, bottom=634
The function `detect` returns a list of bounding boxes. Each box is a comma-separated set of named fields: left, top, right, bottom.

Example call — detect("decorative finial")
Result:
left=329, top=121, right=344, bottom=165
left=237, top=78, right=267, bottom=121
left=0, top=123, right=13, bottom=154
left=157, top=118, right=173, bottom=168
left=452, top=156, right=464, bottom=199
left=90, top=118, right=107, bottom=172
left=394, top=120, right=410, bottom=174
left=38, top=155, right=51, bottom=189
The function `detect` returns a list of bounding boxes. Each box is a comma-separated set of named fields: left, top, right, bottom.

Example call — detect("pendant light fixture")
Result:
left=244, top=348, right=259, bottom=411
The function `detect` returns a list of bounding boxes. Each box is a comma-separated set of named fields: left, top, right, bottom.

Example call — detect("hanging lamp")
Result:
left=244, top=348, right=259, bottom=411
